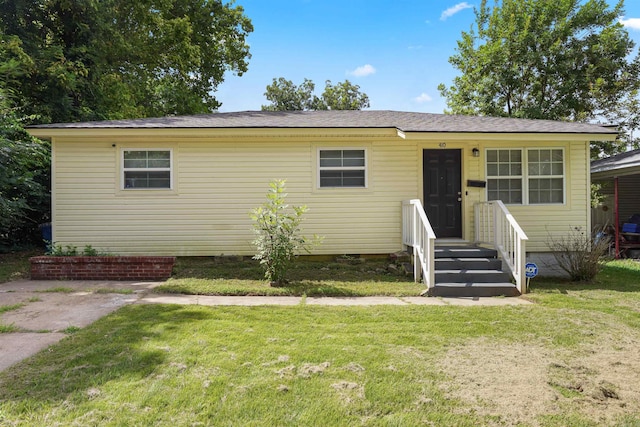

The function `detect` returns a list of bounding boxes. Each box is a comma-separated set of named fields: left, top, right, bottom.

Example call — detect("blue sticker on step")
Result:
left=525, top=263, right=538, bottom=278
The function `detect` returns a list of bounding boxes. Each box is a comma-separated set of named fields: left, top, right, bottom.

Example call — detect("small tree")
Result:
left=250, top=179, right=317, bottom=285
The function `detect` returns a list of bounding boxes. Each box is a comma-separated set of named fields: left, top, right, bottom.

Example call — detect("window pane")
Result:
left=487, top=150, right=497, bottom=162
left=499, top=150, right=510, bottom=162
left=343, top=157, right=365, bottom=167
left=320, top=158, right=342, bottom=167
left=529, top=150, right=539, bottom=162
left=540, top=150, right=551, bottom=162
left=319, top=150, right=342, bottom=167
left=529, top=178, right=563, bottom=204
left=552, top=150, right=563, bottom=161
left=148, top=159, right=171, bottom=168
left=124, top=159, right=147, bottom=168
left=342, top=170, right=366, bottom=187
left=320, top=170, right=365, bottom=187
left=124, top=171, right=170, bottom=189
left=487, top=164, right=498, bottom=176
left=148, top=151, right=170, bottom=160
left=343, top=150, right=364, bottom=160
left=511, top=164, right=521, bottom=175
left=124, top=151, right=147, bottom=160
left=499, top=164, right=510, bottom=175
left=124, top=150, right=170, bottom=169
left=540, top=163, right=552, bottom=175
left=511, top=150, right=521, bottom=162
left=552, top=163, right=563, bottom=175
left=487, top=178, right=522, bottom=204
left=319, top=171, right=341, bottom=187
left=320, top=150, right=341, bottom=159
left=511, top=191, right=522, bottom=204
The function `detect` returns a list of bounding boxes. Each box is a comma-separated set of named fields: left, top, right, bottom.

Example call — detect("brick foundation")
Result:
left=29, top=256, right=175, bottom=280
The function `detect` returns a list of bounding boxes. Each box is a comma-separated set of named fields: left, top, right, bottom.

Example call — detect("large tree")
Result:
left=0, top=0, right=253, bottom=123
left=262, top=78, right=370, bottom=111
left=438, top=0, right=638, bottom=131
left=0, top=96, right=50, bottom=250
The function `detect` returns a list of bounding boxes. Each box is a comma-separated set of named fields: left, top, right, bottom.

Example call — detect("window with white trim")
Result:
left=318, top=149, right=366, bottom=188
left=486, top=148, right=564, bottom=204
left=122, top=150, right=172, bottom=189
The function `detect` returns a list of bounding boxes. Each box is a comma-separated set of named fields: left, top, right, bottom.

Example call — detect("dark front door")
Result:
left=423, top=149, right=462, bottom=238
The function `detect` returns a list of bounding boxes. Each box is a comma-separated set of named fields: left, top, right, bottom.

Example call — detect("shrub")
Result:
left=250, top=179, right=320, bottom=285
left=47, top=243, right=107, bottom=256
left=547, top=227, right=611, bottom=282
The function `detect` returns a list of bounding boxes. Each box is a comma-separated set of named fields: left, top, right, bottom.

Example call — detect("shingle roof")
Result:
left=28, top=110, right=617, bottom=135
left=591, top=148, right=640, bottom=174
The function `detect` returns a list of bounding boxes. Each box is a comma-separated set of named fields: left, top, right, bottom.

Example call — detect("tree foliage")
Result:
left=0, top=100, right=50, bottom=250
left=0, top=0, right=253, bottom=123
left=438, top=0, right=639, bottom=156
left=262, top=78, right=370, bottom=111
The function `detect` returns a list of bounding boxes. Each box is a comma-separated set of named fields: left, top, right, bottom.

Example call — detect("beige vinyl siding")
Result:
left=51, top=135, right=417, bottom=256
left=50, top=131, right=592, bottom=256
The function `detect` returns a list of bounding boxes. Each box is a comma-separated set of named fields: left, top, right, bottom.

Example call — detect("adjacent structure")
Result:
left=591, top=148, right=640, bottom=257
left=592, top=148, right=640, bottom=229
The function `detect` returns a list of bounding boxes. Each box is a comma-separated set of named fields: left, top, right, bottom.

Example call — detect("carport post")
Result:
left=615, top=176, right=620, bottom=259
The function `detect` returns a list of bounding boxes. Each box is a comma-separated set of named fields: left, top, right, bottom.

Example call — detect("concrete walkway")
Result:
left=140, top=294, right=533, bottom=307
left=0, top=279, right=532, bottom=372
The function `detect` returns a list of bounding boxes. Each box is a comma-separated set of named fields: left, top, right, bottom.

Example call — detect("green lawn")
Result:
left=158, top=256, right=424, bottom=297
left=1, top=260, right=640, bottom=425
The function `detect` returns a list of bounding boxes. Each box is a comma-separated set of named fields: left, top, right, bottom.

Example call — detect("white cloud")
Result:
left=620, top=17, right=640, bottom=30
left=348, top=64, right=376, bottom=77
left=440, top=2, right=473, bottom=21
left=415, top=93, right=433, bottom=103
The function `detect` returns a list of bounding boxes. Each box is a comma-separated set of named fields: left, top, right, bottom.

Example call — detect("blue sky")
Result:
left=216, top=0, right=640, bottom=114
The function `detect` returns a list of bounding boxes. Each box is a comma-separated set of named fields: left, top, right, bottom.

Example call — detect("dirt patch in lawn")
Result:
left=438, top=331, right=640, bottom=426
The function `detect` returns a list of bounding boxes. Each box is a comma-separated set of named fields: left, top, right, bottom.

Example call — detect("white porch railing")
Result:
left=475, top=201, right=529, bottom=293
left=402, top=199, right=436, bottom=289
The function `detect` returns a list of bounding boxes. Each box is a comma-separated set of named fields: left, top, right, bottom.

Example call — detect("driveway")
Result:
left=0, top=280, right=160, bottom=372
left=1, top=280, right=532, bottom=372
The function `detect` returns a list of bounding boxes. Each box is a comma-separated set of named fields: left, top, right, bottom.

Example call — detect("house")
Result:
left=591, top=148, right=640, bottom=257
left=28, top=110, right=617, bottom=295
